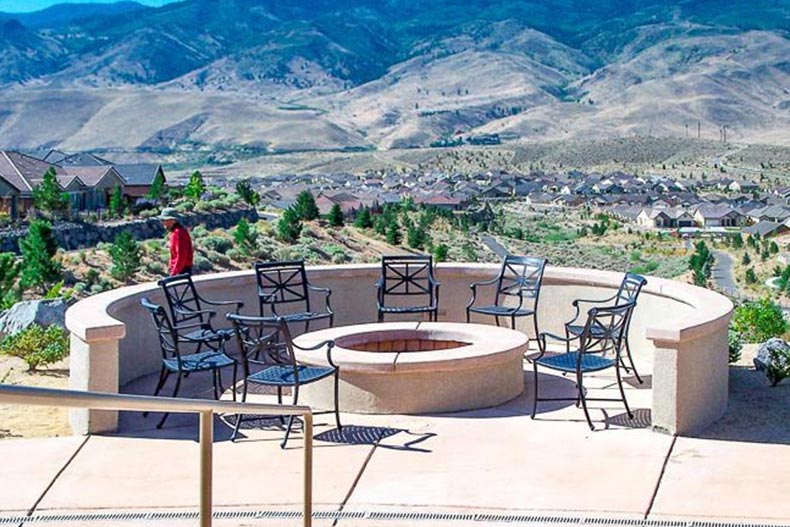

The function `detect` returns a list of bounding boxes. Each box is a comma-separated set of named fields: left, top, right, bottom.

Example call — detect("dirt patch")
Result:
left=0, top=355, right=71, bottom=440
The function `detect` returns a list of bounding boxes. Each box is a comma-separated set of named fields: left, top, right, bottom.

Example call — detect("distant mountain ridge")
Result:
left=0, top=0, right=787, bottom=151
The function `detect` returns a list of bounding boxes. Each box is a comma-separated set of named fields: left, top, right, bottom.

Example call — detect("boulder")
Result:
left=754, top=337, right=790, bottom=386
left=0, top=298, right=68, bottom=339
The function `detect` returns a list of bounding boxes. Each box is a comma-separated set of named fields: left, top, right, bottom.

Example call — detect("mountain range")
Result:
left=0, top=0, right=788, bottom=154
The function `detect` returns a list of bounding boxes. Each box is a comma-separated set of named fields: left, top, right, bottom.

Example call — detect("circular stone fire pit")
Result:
left=293, top=322, right=529, bottom=414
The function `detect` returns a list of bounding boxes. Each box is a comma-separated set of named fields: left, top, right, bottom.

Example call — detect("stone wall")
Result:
left=0, top=208, right=258, bottom=253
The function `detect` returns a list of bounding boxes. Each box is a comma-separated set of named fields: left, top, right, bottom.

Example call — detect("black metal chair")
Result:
left=227, top=313, right=341, bottom=448
left=141, top=298, right=237, bottom=428
left=158, top=273, right=243, bottom=355
left=375, top=255, right=440, bottom=322
left=254, top=260, right=333, bottom=330
left=530, top=302, right=636, bottom=431
left=466, top=255, right=546, bottom=343
left=564, top=273, right=647, bottom=383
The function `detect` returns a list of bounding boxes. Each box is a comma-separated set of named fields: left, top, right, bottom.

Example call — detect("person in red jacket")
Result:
left=159, top=208, right=194, bottom=276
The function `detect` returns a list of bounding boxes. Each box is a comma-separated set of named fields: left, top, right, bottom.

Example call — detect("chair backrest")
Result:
left=615, top=273, right=647, bottom=306
left=158, top=273, right=206, bottom=327
left=579, top=302, right=635, bottom=356
left=254, top=260, right=311, bottom=316
left=379, top=255, right=436, bottom=303
left=141, top=297, right=179, bottom=362
left=227, top=313, right=295, bottom=369
left=496, top=255, right=547, bottom=303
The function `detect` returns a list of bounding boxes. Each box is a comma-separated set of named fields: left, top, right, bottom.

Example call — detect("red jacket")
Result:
left=169, top=224, right=194, bottom=275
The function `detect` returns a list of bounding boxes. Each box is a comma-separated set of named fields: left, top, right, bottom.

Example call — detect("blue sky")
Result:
left=0, top=0, right=176, bottom=12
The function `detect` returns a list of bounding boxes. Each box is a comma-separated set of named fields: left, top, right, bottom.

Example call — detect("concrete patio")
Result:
left=2, top=361, right=790, bottom=527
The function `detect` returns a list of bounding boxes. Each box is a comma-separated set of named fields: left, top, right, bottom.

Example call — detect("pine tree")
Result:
left=147, top=171, right=166, bottom=201
left=184, top=170, right=206, bottom=201
left=386, top=223, right=401, bottom=245
left=109, top=186, right=124, bottom=218
left=234, top=218, right=258, bottom=254
left=277, top=206, right=303, bottom=243
left=433, top=243, right=449, bottom=262
left=354, top=207, right=373, bottom=229
left=19, top=220, right=62, bottom=294
left=296, top=190, right=319, bottom=221
left=0, top=252, right=21, bottom=308
left=32, top=167, right=69, bottom=214
left=407, top=224, right=426, bottom=249
left=109, top=231, right=141, bottom=283
left=328, top=203, right=344, bottom=227
left=235, top=180, right=260, bottom=207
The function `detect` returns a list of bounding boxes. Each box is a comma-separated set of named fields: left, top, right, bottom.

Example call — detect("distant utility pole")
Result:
left=697, top=120, right=701, bottom=139
left=685, top=123, right=689, bottom=138
left=723, top=125, right=728, bottom=143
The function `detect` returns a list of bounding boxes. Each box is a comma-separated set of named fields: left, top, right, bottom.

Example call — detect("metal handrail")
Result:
left=0, top=384, right=313, bottom=527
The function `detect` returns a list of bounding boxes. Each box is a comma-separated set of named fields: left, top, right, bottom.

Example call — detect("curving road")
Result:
left=711, top=250, right=738, bottom=297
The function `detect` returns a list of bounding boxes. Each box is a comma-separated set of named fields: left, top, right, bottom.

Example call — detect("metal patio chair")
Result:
left=564, top=272, right=647, bottom=383
left=158, top=273, right=243, bottom=355
left=254, top=260, right=333, bottom=331
left=141, top=298, right=237, bottom=429
left=376, top=255, right=440, bottom=322
left=466, top=255, right=547, bottom=342
left=227, top=313, right=341, bottom=448
left=530, top=302, right=636, bottom=431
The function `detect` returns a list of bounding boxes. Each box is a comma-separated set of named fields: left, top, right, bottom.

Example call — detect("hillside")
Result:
left=0, top=0, right=787, bottom=152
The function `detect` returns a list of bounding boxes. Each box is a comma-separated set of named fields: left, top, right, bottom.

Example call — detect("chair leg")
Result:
left=231, top=363, right=238, bottom=403
left=333, top=370, right=342, bottom=431
left=494, top=316, right=501, bottom=327
left=377, top=311, right=384, bottom=323
left=531, top=362, right=539, bottom=419
left=615, top=363, right=634, bottom=420
left=157, top=373, right=182, bottom=429
left=212, top=370, right=220, bottom=400
left=465, top=309, right=470, bottom=323
left=576, top=371, right=595, bottom=431
left=624, top=340, right=643, bottom=384
left=532, top=315, right=540, bottom=351
left=231, top=380, right=249, bottom=442
left=510, top=314, right=516, bottom=330
left=144, top=367, right=169, bottom=418
left=329, top=314, right=335, bottom=328
left=281, top=386, right=300, bottom=449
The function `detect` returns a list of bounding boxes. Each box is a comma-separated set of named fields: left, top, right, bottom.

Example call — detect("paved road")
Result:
left=481, top=235, right=509, bottom=258
left=711, top=249, right=738, bottom=296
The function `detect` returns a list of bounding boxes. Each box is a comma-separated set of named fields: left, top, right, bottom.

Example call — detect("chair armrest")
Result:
left=174, top=306, right=216, bottom=320
left=467, top=277, right=498, bottom=309
left=571, top=294, right=618, bottom=308
left=306, top=284, right=331, bottom=296
left=294, top=340, right=337, bottom=368
left=199, top=297, right=244, bottom=313
left=541, top=331, right=580, bottom=343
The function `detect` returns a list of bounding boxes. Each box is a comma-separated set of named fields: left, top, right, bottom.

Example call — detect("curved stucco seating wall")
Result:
left=65, top=263, right=733, bottom=436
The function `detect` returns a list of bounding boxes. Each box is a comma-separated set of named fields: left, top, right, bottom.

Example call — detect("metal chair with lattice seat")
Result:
left=564, top=272, right=647, bottom=383
left=376, top=255, right=440, bottom=322
left=466, top=255, right=546, bottom=344
left=141, top=298, right=237, bottom=428
left=158, top=273, right=243, bottom=355
left=227, top=313, right=341, bottom=447
left=254, top=260, right=333, bottom=331
left=530, top=302, right=636, bottom=430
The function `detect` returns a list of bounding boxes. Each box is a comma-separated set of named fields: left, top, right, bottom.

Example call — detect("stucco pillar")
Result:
left=66, top=304, right=126, bottom=435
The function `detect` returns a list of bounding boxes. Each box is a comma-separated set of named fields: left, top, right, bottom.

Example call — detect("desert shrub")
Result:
left=274, top=247, right=299, bottom=261
left=631, top=261, right=659, bottom=275
left=728, top=329, right=743, bottom=364
left=0, top=324, right=69, bottom=371
left=202, top=235, right=233, bottom=253
left=89, top=283, right=106, bottom=295
left=72, top=282, right=87, bottom=294
left=145, top=261, right=166, bottom=275
left=191, top=225, right=209, bottom=239
left=206, top=251, right=231, bottom=267
left=194, top=255, right=212, bottom=272
left=226, top=248, right=244, bottom=261
left=731, top=298, right=788, bottom=343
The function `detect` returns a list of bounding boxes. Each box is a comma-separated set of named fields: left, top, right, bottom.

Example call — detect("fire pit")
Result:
left=293, top=322, right=529, bottom=414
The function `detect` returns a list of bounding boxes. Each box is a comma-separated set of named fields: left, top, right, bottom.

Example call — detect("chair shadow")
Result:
left=314, top=425, right=436, bottom=452
left=605, top=408, right=652, bottom=429
left=691, top=366, right=790, bottom=445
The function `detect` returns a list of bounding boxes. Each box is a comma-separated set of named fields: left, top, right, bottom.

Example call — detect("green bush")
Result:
left=145, top=261, right=166, bottom=275
left=194, top=255, right=212, bottom=272
left=202, top=235, right=233, bottom=253
left=731, top=298, right=788, bottom=343
left=206, top=251, right=231, bottom=267
left=728, top=330, right=743, bottom=364
left=0, top=324, right=69, bottom=371
left=191, top=225, right=209, bottom=239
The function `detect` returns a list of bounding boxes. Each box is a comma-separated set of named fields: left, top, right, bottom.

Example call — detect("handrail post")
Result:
left=303, top=412, right=313, bottom=527
left=199, top=410, right=213, bottom=527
